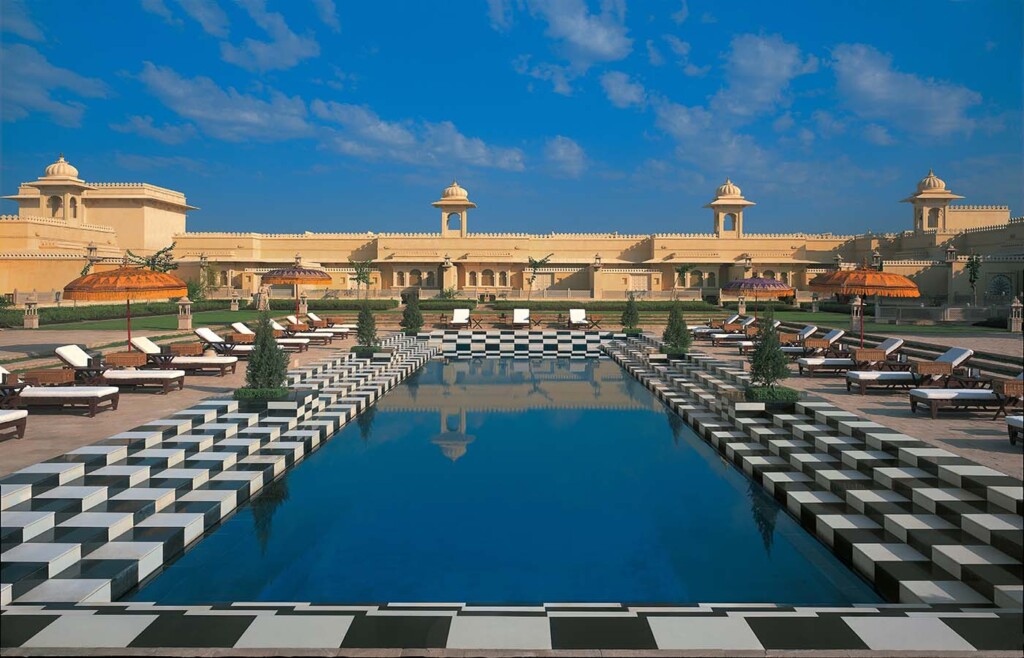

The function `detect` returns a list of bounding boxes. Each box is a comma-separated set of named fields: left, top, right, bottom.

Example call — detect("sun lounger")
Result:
left=0, top=366, right=118, bottom=417
left=781, top=327, right=843, bottom=357
left=568, top=308, right=589, bottom=329
left=1008, top=416, right=1023, bottom=445
left=693, top=314, right=741, bottom=335
left=130, top=337, right=238, bottom=376
left=909, top=373, right=1023, bottom=419
left=55, top=345, right=185, bottom=394
left=709, top=318, right=767, bottom=345
left=268, top=320, right=331, bottom=345
left=449, top=308, right=471, bottom=329
left=290, top=314, right=349, bottom=336
left=512, top=308, right=531, bottom=328
left=230, top=322, right=311, bottom=351
left=305, top=312, right=349, bottom=332
left=0, top=409, right=27, bottom=438
left=798, top=338, right=905, bottom=376
left=195, top=327, right=255, bottom=357
left=846, top=347, right=974, bottom=395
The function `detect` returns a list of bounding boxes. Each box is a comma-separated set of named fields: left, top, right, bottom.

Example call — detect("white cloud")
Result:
left=662, top=34, right=690, bottom=57
left=312, top=0, right=340, bottom=32
left=525, top=0, right=632, bottom=68
left=140, top=0, right=183, bottom=26
left=0, top=44, right=108, bottom=126
left=653, top=99, right=712, bottom=138
left=487, top=0, right=514, bottom=30
left=797, top=128, right=815, bottom=147
left=671, top=0, right=689, bottom=24
left=832, top=43, right=982, bottom=137
left=176, top=0, right=230, bottom=37
left=682, top=62, right=709, bottom=77
left=1, top=0, right=45, bottom=41
left=711, top=33, right=817, bottom=119
left=863, top=123, right=895, bottom=145
left=600, top=71, right=645, bottom=109
left=661, top=34, right=708, bottom=76
left=137, top=62, right=311, bottom=141
left=513, top=55, right=573, bottom=95
left=115, top=153, right=207, bottom=173
left=772, top=112, right=794, bottom=132
left=646, top=39, right=664, bottom=66
left=312, top=100, right=525, bottom=171
left=544, top=135, right=587, bottom=177
left=110, top=115, right=198, bottom=144
left=221, top=0, right=319, bottom=71
left=812, top=110, right=845, bottom=137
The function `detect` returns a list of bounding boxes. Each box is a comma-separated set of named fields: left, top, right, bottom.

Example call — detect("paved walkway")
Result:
left=0, top=340, right=352, bottom=477
left=888, top=331, right=1023, bottom=359
left=702, top=342, right=1023, bottom=480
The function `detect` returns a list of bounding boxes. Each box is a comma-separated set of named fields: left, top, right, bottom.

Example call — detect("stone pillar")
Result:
left=229, top=291, right=240, bottom=312
left=177, top=297, right=192, bottom=330
left=874, top=295, right=882, bottom=321
left=23, top=299, right=39, bottom=329
left=811, top=293, right=819, bottom=314
left=1009, top=296, right=1023, bottom=333
left=737, top=295, right=746, bottom=316
left=298, top=291, right=309, bottom=315
left=850, top=295, right=863, bottom=334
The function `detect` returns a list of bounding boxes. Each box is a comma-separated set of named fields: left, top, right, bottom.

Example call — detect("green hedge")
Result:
left=0, top=300, right=232, bottom=328
left=490, top=300, right=719, bottom=312
left=268, top=299, right=398, bottom=311
left=723, top=301, right=801, bottom=312
left=419, top=300, right=478, bottom=310
left=799, top=301, right=851, bottom=314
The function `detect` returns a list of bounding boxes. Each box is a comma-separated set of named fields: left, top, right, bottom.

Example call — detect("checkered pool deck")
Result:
left=2, top=332, right=1022, bottom=652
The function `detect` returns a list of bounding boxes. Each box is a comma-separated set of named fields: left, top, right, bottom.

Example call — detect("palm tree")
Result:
left=526, top=253, right=554, bottom=300
left=673, top=264, right=694, bottom=300
left=349, top=259, right=373, bottom=299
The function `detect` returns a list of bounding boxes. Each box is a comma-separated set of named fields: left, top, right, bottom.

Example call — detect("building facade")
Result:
left=2, top=155, right=1021, bottom=305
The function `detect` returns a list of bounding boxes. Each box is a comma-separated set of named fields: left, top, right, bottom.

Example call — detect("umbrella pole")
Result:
left=860, top=296, right=865, bottom=348
left=126, top=298, right=132, bottom=350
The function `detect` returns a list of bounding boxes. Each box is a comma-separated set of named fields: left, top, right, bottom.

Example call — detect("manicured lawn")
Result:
left=42, top=310, right=268, bottom=331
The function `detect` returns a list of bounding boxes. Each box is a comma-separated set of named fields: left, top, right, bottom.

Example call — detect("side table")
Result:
left=104, top=351, right=148, bottom=368
left=23, top=369, right=76, bottom=386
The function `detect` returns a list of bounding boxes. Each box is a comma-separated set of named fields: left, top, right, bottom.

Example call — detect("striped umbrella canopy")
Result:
left=64, top=264, right=188, bottom=348
left=262, top=254, right=332, bottom=312
left=810, top=265, right=920, bottom=346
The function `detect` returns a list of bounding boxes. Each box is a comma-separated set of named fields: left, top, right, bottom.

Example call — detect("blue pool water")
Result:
left=128, top=359, right=880, bottom=605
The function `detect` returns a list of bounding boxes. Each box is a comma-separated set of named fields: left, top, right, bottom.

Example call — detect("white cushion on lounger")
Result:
left=847, top=371, right=915, bottom=382
left=568, top=309, right=586, bottom=325
left=909, top=389, right=997, bottom=401
left=130, top=337, right=161, bottom=354
left=797, top=357, right=855, bottom=367
left=1008, top=416, right=1023, bottom=430
left=781, top=346, right=810, bottom=354
left=513, top=309, right=530, bottom=324
left=796, top=325, right=817, bottom=340
left=273, top=338, right=309, bottom=345
left=229, top=344, right=254, bottom=353
left=0, top=409, right=28, bottom=422
left=19, top=386, right=118, bottom=398
left=877, top=338, right=905, bottom=355
left=710, top=333, right=748, bottom=340
left=935, top=347, right=974, bottom=366
left=195, top=327, right=224, bottom=343
left=820, top=328, right=845, bottom=343
left=739, top=316, right=756, bottom=328
left=286, top=315, right=300, bottom=324
left=232, top=322, right=255, bottom=334
left=167, top=356, right=237, bottom=366
left=55, top=345, right=91, bottom=368
left=102, top=369, right=185, bottom=380
left=737, top=341, right=755, bottom=349
left=451, top=308, right=471, bottom=324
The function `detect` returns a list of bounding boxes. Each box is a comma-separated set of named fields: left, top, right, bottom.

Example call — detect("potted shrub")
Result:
left=745, top=311, right=799, bottom=412
left=660, top=302, right=691, bottom=359
left=351, top=301, right=391, bottom=358
left=234, top=312, right=290, bottom=405
left=400, top=290, right=423, bottom=336
left=621, top=292, right=642, bottom=336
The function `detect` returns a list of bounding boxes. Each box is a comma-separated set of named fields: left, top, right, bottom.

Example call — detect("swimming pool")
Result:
left=127, top=358, right=880, bottom=605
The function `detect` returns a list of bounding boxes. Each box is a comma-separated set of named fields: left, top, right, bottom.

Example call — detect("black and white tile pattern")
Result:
left=426, top=329, right=624, bottom=359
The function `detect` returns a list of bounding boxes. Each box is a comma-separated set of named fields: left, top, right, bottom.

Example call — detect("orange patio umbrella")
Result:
left=810, top=264, right=919, bottom=346
left=64, top=263, right=188, bottom=350
left=261, top=254, right=332, bottom=313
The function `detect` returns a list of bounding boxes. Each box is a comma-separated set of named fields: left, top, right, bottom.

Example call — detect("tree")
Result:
left=621, top=292, right=640, bottom=331
left=349, top=259, right=373, bottom=299
left=662, top=302, right=691, bottom=352
left=749, top=311, right=789, bottom=390
left=80, top=242, right=178, bottom=276
left=526, top=253, right=553, bottom=300
left=400, top=289, right=423, bottom=334
left=966, top=253, right=982, bottom=305
left=244, top=312, right=289, bottom=391
left=356, top=301, right=377, bottom=347
left=673, top=264, right=694, bottom=299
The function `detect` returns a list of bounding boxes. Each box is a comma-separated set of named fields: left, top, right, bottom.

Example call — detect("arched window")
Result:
left=780, top=271, right=790, bottom=284
left=48, top=196, right=62, bottom=218
left=691, top=270, right=704, bottom=287
left=987, top=274, right=1012, bottom=298
left=424, top=271, right=436, bottom=287
left=706, top=272, right=717, bottom=287
left=762, top=270, right=776, bottom=280
left=396, top=271, right=406, bottom=286
left=468, top=271, right=478, bottom=286
left=724, top=213, right=736, bottom=231
left=481, top=269, right=495, bottom=286
left=927, top=208, right=940, bottom=229
left=409, top=269, right=422, bottom=286
left=447, top=213, right=461, bottom=231
left=498, top=271, right=508, bottom=287
left=69, top=198, right=78, bottom=219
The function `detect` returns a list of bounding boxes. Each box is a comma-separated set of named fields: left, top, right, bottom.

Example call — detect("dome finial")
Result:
left=43, top=153, right=79, bottom=178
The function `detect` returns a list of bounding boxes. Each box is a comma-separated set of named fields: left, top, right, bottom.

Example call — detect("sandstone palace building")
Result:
left=2, top=155, right=1022, bottom=305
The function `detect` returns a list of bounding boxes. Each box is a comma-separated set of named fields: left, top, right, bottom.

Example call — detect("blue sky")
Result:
left=1, top=0, right=1021, bottom=235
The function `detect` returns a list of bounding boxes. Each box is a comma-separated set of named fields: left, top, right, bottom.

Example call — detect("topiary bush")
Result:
left=356, top=302, right=377, bottom=347
left=235, top=312, right=290, bottom=400
left=400, top=291, right=423, bottom=334
left=747, top=310, right=793, bottom=402
left=661, top=302, right=692, bottom=355
left=621, top=293, right=640, bottom=331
